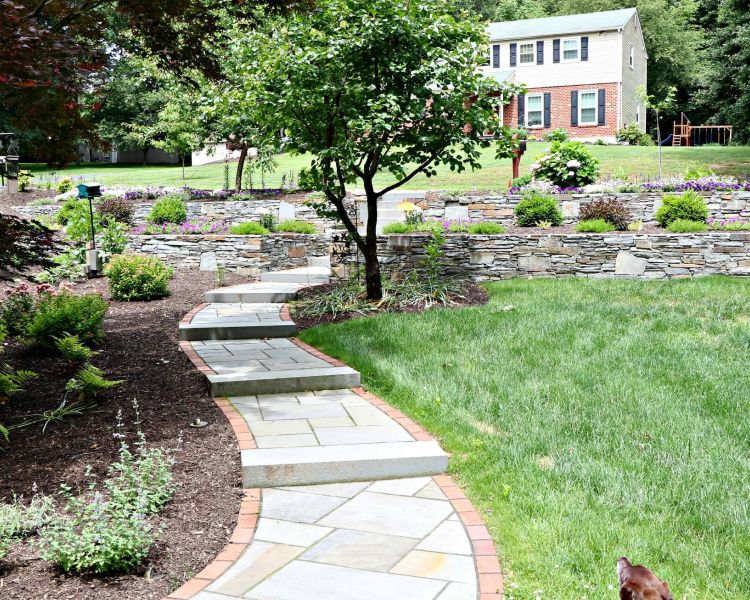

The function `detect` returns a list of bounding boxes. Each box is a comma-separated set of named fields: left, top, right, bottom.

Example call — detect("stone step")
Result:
left=307, top=255, right=331, bottom=268
left=241, top=440, right=448, bottom=487
left=179, top=320, right=297, bottom=341
left=261, top=266, right=331, bottom=285
left=208, top=366, right=360, bottom=396
left=204, top=282, right=303, bottom=304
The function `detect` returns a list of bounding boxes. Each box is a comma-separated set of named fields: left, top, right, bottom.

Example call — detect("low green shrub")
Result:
left=147, top=194, right=187, bottom=225
left=274, top=220, right=316, bottom=234
left=576, top=218, right=616, bottom=233
left=97, top=196, right=134, bottom=226
left=530, top=141, right=599, bottom=187
left=26, top=292, right=108, bottom=350
left=100, top=222, right=128, bottom=256
left=514, top=192, right=564, bottom=227
left=105, top=443, right=176, bottom=514
left=0, top=284, right=37, bottom=337
left=60, top=199, right=103, bottom=242
left=56, top=198, right=85, bottom=226
left=467, top=222, right=506, bottom=234
left=56, top=178, right=74, bottom=194
left=655, top=191, right=708, bottom=227
left=510, top=173, right=532, bottom=188
left=18, top=170, right=33, bottom=192
left=616, top=123, right=653, bottom=146
left=229, top=222, right=270, bottom=235
left=382, top=222, right=411, bottom=234
left=665, top=219, right=708, bottom=233
left=578, top=198, right=631, bottom=230
left=105, top=255, right=173, bottom=301
left=545, top=128, right=569, bottom=142
left=0, top=496, right=55, bottom=558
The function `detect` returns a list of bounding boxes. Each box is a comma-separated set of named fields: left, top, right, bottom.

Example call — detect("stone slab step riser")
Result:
left=210, top=369, right=361, bottom=396
left=179, top=322, right=297, bottom=341
left=241, top=441, right=448, bottom=487
left=204, top=290, right=299, bottom=304
left=260, top=274, right=330, bottom=284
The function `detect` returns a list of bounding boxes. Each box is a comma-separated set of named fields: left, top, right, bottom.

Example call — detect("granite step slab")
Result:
left=241, top=441, right=448, bottom=487
left=260, top=266, right=331, bottom=285
left=179, top=320, right=297, bottom=341
left=204, top=282, right=304, bottom=304
left=208, top=366, right=360, bottom=396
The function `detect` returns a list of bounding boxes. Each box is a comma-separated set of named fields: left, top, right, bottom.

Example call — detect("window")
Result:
left=562, top=38, right=579, bottom=62
left=519, top=43, right=535, bottom=64
left=629, top=45, right=634, bottom=69
left=579, top=90, right=597, bottom=125
left=526, top=94, right=543, bottom=127
left=636, top=102, right=641, bottom=124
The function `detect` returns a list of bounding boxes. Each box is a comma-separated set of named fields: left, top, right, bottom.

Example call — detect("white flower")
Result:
left=566, top=159, right=581, bottom=168
left=568, top=171, right=575, bottom=177
left=529, top=163, right=541, bottom=172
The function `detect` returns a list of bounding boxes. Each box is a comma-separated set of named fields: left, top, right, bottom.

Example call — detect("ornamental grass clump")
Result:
left=514, top=192, right=564, bottom=227
left=274, top=220, right=316, bottom=234
left=105, top=255, right=173, bottom=301
left=229, top=221, right=270, bottom=235
left=467, top=222, right=506, bottom=234
left=578, top=198, right=631, bottom=230
left=655, top=190, right=708, bottom=227
left=666, top=219, right=708, bottom=233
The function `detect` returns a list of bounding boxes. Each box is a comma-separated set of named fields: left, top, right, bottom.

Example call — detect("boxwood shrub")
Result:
left=105, top=255, right=173, bottom=301
left=147, top=194, right=187, bottom=225
left=655, top=191, right=708, bottom=227
left=514, top=192, right=564, bottom=227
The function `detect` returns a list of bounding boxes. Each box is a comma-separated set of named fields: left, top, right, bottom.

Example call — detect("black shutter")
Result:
left=544, top=93, right=551, bottom=128
left=492, top=44, right=500, bottom=69
left=553, top=39, right=560, bottom=63
left=518, top=94, right=525, bottom=127
left=598, top=89, right=606, bottom=125
left=510, top=43, right=517, bottom=67
left=581, top=36, right=589, bottom=61
left=536, top=40, right=544, bottom=64
left=570, top=91, right=578, bottom=126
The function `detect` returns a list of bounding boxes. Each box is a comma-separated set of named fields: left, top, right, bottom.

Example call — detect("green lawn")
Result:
left=24, top=144, right=750, bottom=192
left=299, top=277, right=750, bottom=599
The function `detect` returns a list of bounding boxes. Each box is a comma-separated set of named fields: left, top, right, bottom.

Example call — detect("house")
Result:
left=483, top=8, right=647, bottom=142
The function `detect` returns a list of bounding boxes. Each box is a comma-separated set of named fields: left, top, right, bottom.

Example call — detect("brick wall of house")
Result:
left=503, top=82, right=619, bottom=139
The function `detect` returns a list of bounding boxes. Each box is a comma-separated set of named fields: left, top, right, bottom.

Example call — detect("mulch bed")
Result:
left=292, top=281, right=489, bottom=332
left=0, top=270, right=248, bottom=599
left=0, top=189, right=57, bottom=216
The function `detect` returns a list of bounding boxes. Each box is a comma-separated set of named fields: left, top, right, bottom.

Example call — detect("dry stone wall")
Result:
left=352, top=232, right=750, bottom=280
left=125, top=234, right=330, bottom=277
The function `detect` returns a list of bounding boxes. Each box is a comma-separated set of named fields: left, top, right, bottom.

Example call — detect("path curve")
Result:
left=167, top=265, right=504, bottom=600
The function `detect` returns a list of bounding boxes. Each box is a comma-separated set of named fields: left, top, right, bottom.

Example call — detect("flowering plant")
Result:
left=641, top=176, right=750, bottom=193
left=529, top=141, right=599, bottom=188
left=707, top=214, right=750, bottom=231
left=131, top=218, right=229, bottom=235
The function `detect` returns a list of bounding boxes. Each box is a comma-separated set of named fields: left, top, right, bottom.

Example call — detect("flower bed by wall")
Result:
left=125, top=234, right=330, bottom=276
left=329, top=232, right=750, bottom=280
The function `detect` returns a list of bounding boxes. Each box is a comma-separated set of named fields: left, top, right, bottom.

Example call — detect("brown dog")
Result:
left=617, top=557, right=674, bottom=600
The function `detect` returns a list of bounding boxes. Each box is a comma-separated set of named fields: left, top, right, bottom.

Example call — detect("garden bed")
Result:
left=0, top=270, right=246, bottom=599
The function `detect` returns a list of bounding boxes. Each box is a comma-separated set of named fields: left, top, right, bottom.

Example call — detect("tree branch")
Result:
left=376, top=149, right=441, bottom=197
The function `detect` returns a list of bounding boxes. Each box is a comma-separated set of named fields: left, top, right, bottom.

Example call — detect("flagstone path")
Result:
left=169, top=262, right=503, bottom=600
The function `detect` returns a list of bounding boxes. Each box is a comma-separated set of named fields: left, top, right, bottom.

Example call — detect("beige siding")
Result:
left=484, top=30, right=622, bottom=88
left=620, top=14, right=648, bottom=131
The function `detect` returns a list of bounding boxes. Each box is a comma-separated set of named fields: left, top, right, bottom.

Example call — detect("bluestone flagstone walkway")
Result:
left=170, top=264, right=503, bottom=600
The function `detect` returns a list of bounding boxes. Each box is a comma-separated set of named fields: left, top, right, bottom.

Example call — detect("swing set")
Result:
left=672, top=112, right=733, bottom=146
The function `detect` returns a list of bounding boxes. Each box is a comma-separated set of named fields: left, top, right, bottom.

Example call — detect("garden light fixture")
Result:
left=77, top=183, right=103, bottom=277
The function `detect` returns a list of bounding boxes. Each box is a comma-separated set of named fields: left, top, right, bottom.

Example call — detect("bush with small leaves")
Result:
left=578, top=199, right=631, bottom=230
left=616, top=123, right=653, bottom=146
left=382, top=222, right=411, bottom=234
left=105, top=255, right=173, bottom=301
left=274, top=220, right=316, bottom=234
left=514, top=192, right=564, bottom=227
left=545, top=128, right=569, bottom=142
left=655, top=191, right=708, bottom=227
left=100, top=222, right=128, bottom=256
left=106, top=443, right=176, bottom=515
left=26, top=292, right=108, bottom=351
left=56, top=178, right=74, bottom=194
left=576, top=219, right=616, bottom=233
left=147, top=194, right=187, bottom=225
left=229, top=222, right=270, bottom=235
left=97, top=196, right=134, bottom=226
left=467, top=222, right=506, bottom=234
left=0, top=496, right=55, bottom=558
left=665, top=219, right=708, bottom=233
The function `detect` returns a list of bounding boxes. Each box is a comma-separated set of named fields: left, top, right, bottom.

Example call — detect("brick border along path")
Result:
left=168, top=273, right=504, bottom=600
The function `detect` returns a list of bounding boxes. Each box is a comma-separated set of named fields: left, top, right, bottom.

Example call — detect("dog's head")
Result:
left=618, top=557, right=673, bottom=600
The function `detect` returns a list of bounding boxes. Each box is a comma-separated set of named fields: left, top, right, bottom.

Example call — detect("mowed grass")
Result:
left=24, top=144, right=750, bottom=191
left=299, top=277, right=750, bottom=599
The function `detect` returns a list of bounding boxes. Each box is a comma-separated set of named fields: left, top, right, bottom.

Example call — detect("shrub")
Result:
left=382, top=222, right=411, bottom=234
left=0, top=496, right=55, bottom=558
left=147, top=194, right=187, bottom=225
left=18, top=170, right=34, bottom=192
left=229, top=222, right=270, bottom=235
left=0, top=284, right=37, bottom=337
left=655, top=191, right=708, bottom=227
left=105, top=255, right=173, bottom=301
left=275, top=220, right=316, bottom=234
left=56, top=197, right=83, bottom=225
left=665, top=219, right=708, bottom=233
left=514, top=192, right=564, bottom=227
left=545, top=128, right=569, bottom=142
left=467, top=222, right=506, bottom=234
left=530, top=141, right=599, bottom=187
left=616, top=123, right=653, bottom=146
left=97, top=196, right=134, bottom=226
left=26, top=292, right=107, bottom=350
left=578, top=199, right=631, bottom=230
left=56, top=178, right=74, bottom=194
left=105, top=443, right=176, bottom=515
left=576, top=218, right=616, bottom=233
left=510, top=173, right=532, bottom=188
left=100, top=222, right=128, bottom=256
left=61, top=200, right=103, bottom=242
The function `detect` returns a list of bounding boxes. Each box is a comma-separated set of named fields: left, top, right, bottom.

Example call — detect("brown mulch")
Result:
left=0, top=189, right=57, bottom=216
left=0, top=270, right=248, bottom=599
left=292, top=281, right=489, bottom=332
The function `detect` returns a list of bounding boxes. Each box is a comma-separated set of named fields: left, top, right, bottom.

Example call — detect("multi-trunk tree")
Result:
left=226, top=0, right=521, bottom=299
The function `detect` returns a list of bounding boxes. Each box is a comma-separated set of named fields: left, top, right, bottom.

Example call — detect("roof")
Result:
left=487, top=8, right=638, bottom=41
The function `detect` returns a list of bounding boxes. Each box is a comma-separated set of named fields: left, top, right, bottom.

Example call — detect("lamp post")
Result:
left=77, top=183, right=103, bottom=277
left=0, top=133, right=19, bottom=193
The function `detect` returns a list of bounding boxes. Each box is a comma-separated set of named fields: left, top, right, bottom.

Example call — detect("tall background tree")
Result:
left=227, top=0, right=521, bottom=299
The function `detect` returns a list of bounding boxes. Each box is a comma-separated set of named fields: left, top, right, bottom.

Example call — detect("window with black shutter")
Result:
left=492, top=44, right=500, bottom=68
left=553, top=39, right=560, bottom=63
left=581, top=36, right=589, bottom=61
left=598, top=89, right=606, bottom=125
left=536, top=40, right=544, bottom=65
left=518, top=94, right=525, bottom=126
left=510, top=43, right=517, bottom=67
left=544, top=93, right=551, bottom=128
left=570, top=90, right=578, bottom=126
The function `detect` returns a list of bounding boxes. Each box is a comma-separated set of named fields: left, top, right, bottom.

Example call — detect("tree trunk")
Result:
left=656, top=110, right=662, bottom=180
left=235, top=144, right=248, bottom=192
left=142, top=147, right=148, bottom=165
left=363, top=240, right=382, bottom=300
left=181, top=156, right=185, bottom=180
